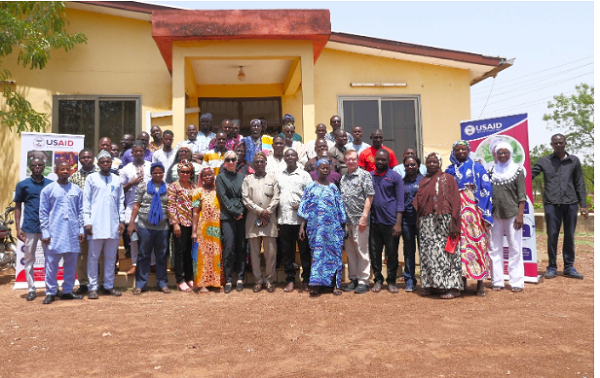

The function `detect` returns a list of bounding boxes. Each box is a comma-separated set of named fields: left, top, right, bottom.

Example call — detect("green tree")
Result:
left=529, top=143, right=553, bottom=204
left=0, top=2, right=87, bottom=133
left=543, top=83, right=594, bottom=159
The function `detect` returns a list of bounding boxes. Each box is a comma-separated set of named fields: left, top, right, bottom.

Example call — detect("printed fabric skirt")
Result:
left=418, top=214, right=463, bottom=290
left=459, top=188, right=491, bottom=280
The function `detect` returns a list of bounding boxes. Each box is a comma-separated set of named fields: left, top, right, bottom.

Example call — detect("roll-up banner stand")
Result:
left=460, top=114, right=541, bottom=283
left=14, top=132, right=85, bottom=289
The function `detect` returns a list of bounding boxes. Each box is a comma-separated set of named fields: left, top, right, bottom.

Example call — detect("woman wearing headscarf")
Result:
left=166, top=143, right=203, bottom=185
left=241, top=119, right=273, bottom=163
left=414, top=152, right=462, bottom=299
left=128, top=162, right=171, bottom=294
left=167, top=159, right=197, bottom=293
left=298, top=159, right=347, bottom=297
left=488, top=142, right=526, bottom=292
left=191, top=167, right=224, bottom=293
left=446, top=140, right=493, bottom=297
left=277, top=113, right=303, bottom=142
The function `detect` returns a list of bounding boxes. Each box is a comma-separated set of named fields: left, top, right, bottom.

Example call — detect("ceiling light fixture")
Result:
left=238, top=66, right=246, bottom=82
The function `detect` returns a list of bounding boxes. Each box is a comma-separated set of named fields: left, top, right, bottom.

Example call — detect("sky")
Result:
left=147, top=1, right=595, bottom=150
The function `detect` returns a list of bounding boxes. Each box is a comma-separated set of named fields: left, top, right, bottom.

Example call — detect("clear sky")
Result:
left=147, top=1, right=595, bottom=150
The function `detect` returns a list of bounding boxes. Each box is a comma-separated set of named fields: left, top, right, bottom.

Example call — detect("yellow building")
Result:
left=0, top=1, right=511, bottom=205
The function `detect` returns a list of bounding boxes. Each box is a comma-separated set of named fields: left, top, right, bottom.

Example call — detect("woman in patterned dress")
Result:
left=298, top=159, right=347, bottom=297
left=445, top=140, right=494, bottom=297
left=167, top=159, right=197, bottom=293
left=414, top=152, right=462, bottom=299
left=191, top=167, right=224, bottom=293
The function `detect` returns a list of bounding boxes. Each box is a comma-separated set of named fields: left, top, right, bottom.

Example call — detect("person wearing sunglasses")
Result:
left=167, top=160, right=197, bottom=293
left=216, top=151, right=247, bottom=293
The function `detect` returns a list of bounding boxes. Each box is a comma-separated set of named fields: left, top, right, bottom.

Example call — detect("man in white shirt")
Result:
left=346, top=126, right=371, bottom=155
left=302, top=123, right=334, bottom=163
left=266, top=136, right=287, bottom=177
left=152, top=130, right=176, bottom=169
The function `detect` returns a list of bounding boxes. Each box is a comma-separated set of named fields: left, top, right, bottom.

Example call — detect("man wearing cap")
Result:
left=83, top=150, right=126, bottom=299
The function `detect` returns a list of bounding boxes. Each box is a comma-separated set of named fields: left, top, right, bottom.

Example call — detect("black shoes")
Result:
left=26, top=292, right=36, bottom=301
left=345, top=280, right=358, bottom=292
left=355, top=283, right=369, bottom=294
left=564, top=267, right=584, bottom=279
left=75, top=285, right=88, bottom=294
left=101, top=288, right=122, bottom=296
left=224, top=283, right=232, bottom=294
left=42, top=295, right=55, bottom=304
left=236, top=282, right=244, bottom=292
left=60, top=292, right=83, bottom=300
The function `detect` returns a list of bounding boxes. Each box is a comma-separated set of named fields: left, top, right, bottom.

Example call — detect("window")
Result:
left=53, top=95, right=141, bottom=152
left=338, top=96, right=422, bottom=159
left=198, top=97, right=282, bottom=135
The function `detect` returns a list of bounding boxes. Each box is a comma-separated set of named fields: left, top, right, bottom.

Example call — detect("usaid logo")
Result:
left=464, top=125, right=476, bottom=136
left=32, top=137, right=44, bottom=149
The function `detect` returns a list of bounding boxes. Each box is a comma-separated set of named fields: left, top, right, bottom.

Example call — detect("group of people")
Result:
left=14, top=110, right=588, bottom=303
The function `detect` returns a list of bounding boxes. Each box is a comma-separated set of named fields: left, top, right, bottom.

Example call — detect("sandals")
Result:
left=177, top=282, right=192, bottom=293
left=161, top=286, right=171, bottom=294
left=198, top=287, right=210, bottom=294
left=511, top=287, right=523, bottom=293
left=333, top=288, right=343, bottom=296
left=253, top=284, right=263, bottom=293
left=371, top=282, right=382, bottom=293
left=492, top=286, right=505, bottom=291
left=133, top=288, right=142, bottom=295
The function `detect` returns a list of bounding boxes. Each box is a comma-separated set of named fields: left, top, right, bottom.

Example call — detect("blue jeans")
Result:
left=402, top=210, right=418, bottom=286
left=136, top=226, right=169, bottom=290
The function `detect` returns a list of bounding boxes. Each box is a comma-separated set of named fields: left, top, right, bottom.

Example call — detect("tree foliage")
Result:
left=0, top=1, right=87, bottom=133
left=543, top=83, right=594, bottom=158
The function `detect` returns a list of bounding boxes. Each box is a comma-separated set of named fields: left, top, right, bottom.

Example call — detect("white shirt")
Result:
left=346, top=141, right=371, bottom=155
left=266, top=154, right=287, bottom=177
left=152, top=148, right=177, bottom=169
left=277, top=167, right=313, bottom=225
left=119, top=161, right=151, bottom=222
left=303, top=139, right=334, bottom=161
left=83, top=172, right=125, bottom=240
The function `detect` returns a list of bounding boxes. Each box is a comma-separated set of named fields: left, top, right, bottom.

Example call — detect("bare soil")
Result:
left=0, top=233, right=593, bottom=378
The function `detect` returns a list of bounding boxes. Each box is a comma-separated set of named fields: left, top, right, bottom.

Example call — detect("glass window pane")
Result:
left=57, top=100, right=95, bottom=150
left=382, top=100, right=417, bottom=159
left=342, top=100, right=379, bottom=143
left=99, top=101, right=136, bottom=147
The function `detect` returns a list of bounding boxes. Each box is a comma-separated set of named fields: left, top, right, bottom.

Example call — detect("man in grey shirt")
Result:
left=531, top=134, right=588, bottom=279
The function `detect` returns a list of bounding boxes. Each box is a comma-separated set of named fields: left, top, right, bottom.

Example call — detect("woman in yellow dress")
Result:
left=191, top=167, right=224, bottom=293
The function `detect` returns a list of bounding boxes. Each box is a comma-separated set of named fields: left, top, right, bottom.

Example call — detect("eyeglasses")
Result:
left=254, top=160, right=266, bottom=164
left=179, top=171, right=192, bottom=175
left=404, top=163, right=417, bottom=168
left=224, top=157, right=237, bottom=163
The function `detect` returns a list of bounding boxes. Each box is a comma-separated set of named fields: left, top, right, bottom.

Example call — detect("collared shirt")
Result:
left=531, top=152, right=587, bottom=207
left=13, top=177, right=53, bottom=234
left=393, top=163, right=427, bottom=178
left=39, top=182, right=84, bottom=254
left=241, top=173, right=280, bottom=238
left=83, top=172, right=125, bottom=239
left=266, top=154, right=287, bottom=177
left=340, top=168, right=375, bottom=225
left=277, top=167, right=313, bottom=225
left=120, top=149, right=153, bottom=167
left=69, top=167, right=99, bottom=191
left=403, top=174, right=424, bottom=213
left=329, top=145, right=348, bottom=175
left=358, top=146, right=399, bottom=172
left=152, top=148, right=177, bottom=169
left=176, top=134, right=214, bottom=155
left=325, top=132, right=354, bottom=144
left=346, top=141, right=370, bottom=155
left=370, top=169, right=404, bottom=225
left=203, top=149, right=227, bottom=175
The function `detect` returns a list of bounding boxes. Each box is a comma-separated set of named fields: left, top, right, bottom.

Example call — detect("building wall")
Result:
left=0, top=8, right=173, bottom=207
left=314, top=48, right=471, bottom=159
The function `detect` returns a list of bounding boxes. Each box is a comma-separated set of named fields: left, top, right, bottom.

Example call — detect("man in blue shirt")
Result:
left=39, top=160, right=85, bottom=304
left=369, top=149, right=404, bottom=293
left=14, top=156, right=53, bottom=301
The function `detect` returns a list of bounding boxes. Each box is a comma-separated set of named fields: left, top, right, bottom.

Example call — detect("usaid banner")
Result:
left=14, top=132, right=85, bottom=289
left=460, top=114, right=540, bottom=283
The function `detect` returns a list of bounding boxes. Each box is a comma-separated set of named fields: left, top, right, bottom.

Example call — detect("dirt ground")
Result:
left=0, top=233, right=594, bottom=378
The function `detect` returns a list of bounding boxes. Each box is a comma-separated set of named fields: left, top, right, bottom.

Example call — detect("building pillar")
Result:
left=172, top=48, right=186, bottom=143
left=300, top=54, right=315, bottom=139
